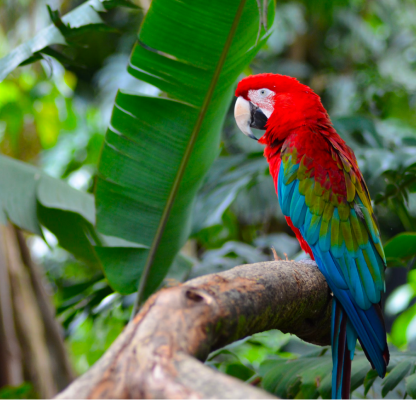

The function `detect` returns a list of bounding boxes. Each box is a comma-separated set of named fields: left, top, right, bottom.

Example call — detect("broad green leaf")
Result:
left=0, top=154, right=98, bottom=265
left=37, top=173, right=95, bottom=224
left=363, top=369, right=379, bottom=396
left=192, top=155, right=267, bottom=234
left=390, top=303, right=416, bottom=348
left=163, top=253, right=194, bottom=284
left=258, top=350, right=416, bottom=399
left=385, top=257, right=407, bottom=268
left=38, top=205, right=100, bottom=267
left=259, top=351, right=332, bottom=399
left=350, top=357, right=371, bottom=392
left=56, top=279, right=112, bottom=315
left=224, top=362, right=255, bottom=381
left=384, top=232, right=416, bottom=260
left=95, top=0, right=274, bottom=298
left=381, top=359, right=413, bottom=397
left=93, top=247, right=147, bottom=293
left=333, top=116, right=383, bottom=148
left=260, top=358, right=305, bottom=397
left=318, top=372, right=332, bottom=399
left=60, top=275, right=103, bottom=301
left=297, top=357, right=332, bottom=398
left=0, top=155, right=42, bottom=234
left=0, top=0, right=137, bottom=82
left=405, top=373, right=416, bottom=398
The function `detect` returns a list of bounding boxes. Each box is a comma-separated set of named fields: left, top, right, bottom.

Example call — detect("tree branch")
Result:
left=56, top=260, right=332, bottom=399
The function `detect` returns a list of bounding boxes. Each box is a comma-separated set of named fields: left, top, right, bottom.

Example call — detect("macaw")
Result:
left=234, top=73, right=389, bottom=399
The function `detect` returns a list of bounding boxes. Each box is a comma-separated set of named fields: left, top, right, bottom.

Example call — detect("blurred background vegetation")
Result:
left=1, top=0, right=416, bottom=398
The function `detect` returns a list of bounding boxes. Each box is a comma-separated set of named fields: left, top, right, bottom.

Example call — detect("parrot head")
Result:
left=234, top=73, right=327, bottom=144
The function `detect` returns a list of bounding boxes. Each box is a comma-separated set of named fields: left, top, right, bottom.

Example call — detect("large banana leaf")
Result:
left=95, top=0, right=274, bottom=303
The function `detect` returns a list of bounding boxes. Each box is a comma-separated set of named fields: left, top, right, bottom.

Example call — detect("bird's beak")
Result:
left=234, top=96, right=268, bottom=141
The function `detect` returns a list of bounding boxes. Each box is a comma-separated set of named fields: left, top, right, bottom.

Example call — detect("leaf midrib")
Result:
left=132, top=0, right=248, bottom=315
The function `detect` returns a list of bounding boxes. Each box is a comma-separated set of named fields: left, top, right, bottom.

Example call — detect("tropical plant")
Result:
left=2, top=0, right=416, bottom=398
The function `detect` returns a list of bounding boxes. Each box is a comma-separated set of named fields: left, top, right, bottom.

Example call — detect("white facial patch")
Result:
left=248, top=88, right=275, bottom=118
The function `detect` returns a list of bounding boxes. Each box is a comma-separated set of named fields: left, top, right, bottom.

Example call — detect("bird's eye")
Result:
left=259, top=88, right=269, bottom=97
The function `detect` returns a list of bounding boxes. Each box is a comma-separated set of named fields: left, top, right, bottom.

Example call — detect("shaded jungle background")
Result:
left=1, top=0, right=416, bottom=398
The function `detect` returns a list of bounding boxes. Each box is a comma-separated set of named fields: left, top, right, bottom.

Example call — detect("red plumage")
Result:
left=235, top=73, right=363, bottom=206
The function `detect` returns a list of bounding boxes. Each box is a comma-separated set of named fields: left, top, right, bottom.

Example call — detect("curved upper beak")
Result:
left=234, top=96, right=268, bottom=141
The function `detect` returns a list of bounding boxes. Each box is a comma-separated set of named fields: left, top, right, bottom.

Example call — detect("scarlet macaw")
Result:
left=234, top=73, right=389, bottom=399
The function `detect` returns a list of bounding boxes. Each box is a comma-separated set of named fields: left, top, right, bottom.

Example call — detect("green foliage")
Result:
left=1, top=0, right=416, bottom=397
left=381, top=359, right=413, bottom=398
left=0, top=154, right=99, bottom=264
left=192, top=154, right=268, bottom=234
left=259, top=349, right=416, bottom=399
left=0, top=0, right=137, bottom=82
left=386, top=270, right=416, bottom=348
left=384, top=233, right=416, bottom=266
left=406, top=373, right=416, bottom=399
left=207, top=330, right=297, bottom=381
left=0, top=69, right=77, bottom=155
left=0, top=383, right=37, bottom=399
left=95, top=0, right=274, bottom=300
left=66, top=302, right=129, bottom=374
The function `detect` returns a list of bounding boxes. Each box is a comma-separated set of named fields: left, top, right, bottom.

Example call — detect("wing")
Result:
left=277, top=137, right=388, bottom=375
left=278, top=140, right=386, bottom=309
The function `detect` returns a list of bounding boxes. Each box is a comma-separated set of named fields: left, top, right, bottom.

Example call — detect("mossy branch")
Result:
left=56, top=260, right=332, bottom=399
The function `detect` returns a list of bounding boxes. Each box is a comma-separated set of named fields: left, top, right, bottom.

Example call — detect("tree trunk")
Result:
left=0, top=224, right=74, bottom=398
left=56, top=260, right=332, bottom=399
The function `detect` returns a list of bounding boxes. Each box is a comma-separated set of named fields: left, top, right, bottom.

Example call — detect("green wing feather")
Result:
left=280, top=141, right=386, bottom=310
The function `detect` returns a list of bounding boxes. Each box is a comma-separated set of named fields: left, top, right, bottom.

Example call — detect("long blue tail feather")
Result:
left=314, top=247, right=387, bottom=368
left=332, top=299, right=353, bottom=399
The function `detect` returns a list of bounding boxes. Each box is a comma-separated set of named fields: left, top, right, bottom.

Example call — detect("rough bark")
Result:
left=56, top=260, right=332, bottom=399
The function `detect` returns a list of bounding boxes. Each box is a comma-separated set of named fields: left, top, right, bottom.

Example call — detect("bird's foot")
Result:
left=283, top=252, right=296, bottom=262
left=271, top=247, right=280, bottom=261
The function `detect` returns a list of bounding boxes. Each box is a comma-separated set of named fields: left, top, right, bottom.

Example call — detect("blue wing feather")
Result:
left=356, top=251, right=379, bottom=304
left=277, top=157, right=388, bottom=398
left=280, top=178, right=296, bottom=215
left=319, top=218, right=332, bottom=252
left=291, top=194, right=307, bottom=228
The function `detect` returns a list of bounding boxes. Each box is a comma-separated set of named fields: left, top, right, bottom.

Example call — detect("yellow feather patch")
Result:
left=350, top=171, right=357, bottom=184
left=322, top=202, right=335, bottom=222
left=338, top=202, right=350, bottom=221
left=314, top=180, right=324, bottom=196
left=340, top=155, right=351, bottom=172
left=350, top=210, right=366, bottom=247
left=305, top=185, right=314, bottom=207
left=316, top=197, right=326, bottom=216
left=355, top=180, right=364, bottom=194
left=341, top=219, right=353, bottom=252
left=299, top=178, right=313, bottom=196
left=344, top=171, right=356, bottom=202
